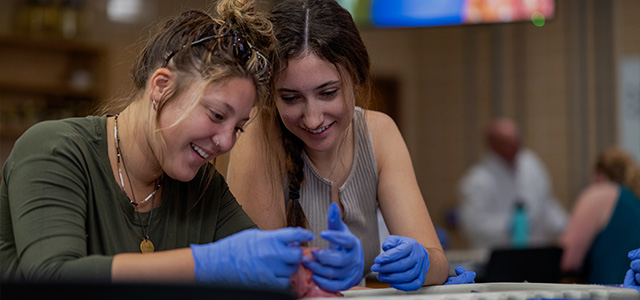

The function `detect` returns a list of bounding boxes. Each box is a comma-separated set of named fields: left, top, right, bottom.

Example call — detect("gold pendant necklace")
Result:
left=114, top=114, right=162, bottom=253
left=140, top=236, right=155, bottom=253
left=135, top=196, right=156, bottom=253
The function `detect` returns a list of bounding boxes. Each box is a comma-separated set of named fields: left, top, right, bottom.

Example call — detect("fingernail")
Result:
left=302, top=256, right=314, bottom=266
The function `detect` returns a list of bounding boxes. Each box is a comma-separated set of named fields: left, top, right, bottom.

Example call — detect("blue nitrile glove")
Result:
left=444, top=266, right=476, bottom=285
left=623, top=248, right=640, bottom=292
left=371, top=235, right=430, bottom=291
left=302, top=203, right=364, bottom=292
left=191, top=227, right=314, bottom=289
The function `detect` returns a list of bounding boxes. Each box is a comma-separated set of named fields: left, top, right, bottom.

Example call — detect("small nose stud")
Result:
left=215, top=140, right=220, bottom=147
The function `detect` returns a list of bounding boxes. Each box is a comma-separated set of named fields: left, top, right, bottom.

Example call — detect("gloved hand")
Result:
left=444, top=266, right=476, bottom=285
left=191, top=227, right=314, bottom=289
left=371, top=235, right=430, bottom=291
left=302, top=203, right=364, bottom=292
left=623, top=248, right=640, bottom=292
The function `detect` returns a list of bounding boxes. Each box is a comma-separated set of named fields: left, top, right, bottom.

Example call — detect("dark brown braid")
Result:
left=281, top=119, right=309, bottom=229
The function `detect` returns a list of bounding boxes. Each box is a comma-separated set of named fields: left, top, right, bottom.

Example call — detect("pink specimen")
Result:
left=290, top=247, right=343, bottom=298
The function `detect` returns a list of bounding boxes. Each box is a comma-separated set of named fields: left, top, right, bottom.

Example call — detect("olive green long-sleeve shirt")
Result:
left=1, top=116, right=256, bottom=282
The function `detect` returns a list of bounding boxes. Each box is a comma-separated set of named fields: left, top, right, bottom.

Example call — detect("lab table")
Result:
left=332, top=282, right=640, bottom=300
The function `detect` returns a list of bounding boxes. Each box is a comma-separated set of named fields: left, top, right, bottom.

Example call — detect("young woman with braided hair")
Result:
left=1, top=0, right=316, bottom=288
left=227, top=0, right=451, bottom=291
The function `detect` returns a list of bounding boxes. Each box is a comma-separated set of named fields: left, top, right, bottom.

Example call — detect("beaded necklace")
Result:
left=114, top=113, right=162, bottom=253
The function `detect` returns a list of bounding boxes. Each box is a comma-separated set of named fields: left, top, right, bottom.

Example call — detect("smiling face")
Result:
left=275, top=53, right=355, bottom=153
left=157, top=76, right=255, bottom=181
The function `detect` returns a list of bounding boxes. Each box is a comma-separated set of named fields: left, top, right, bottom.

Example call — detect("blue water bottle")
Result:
left=511, top=201, right=529, bottom=248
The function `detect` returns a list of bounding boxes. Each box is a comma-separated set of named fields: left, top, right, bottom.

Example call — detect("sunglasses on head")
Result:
left=161, top=31, right=271, bottom=83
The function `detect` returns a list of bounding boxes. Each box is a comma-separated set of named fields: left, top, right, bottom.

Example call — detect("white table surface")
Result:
left=308, top=282, right=640, bottom=300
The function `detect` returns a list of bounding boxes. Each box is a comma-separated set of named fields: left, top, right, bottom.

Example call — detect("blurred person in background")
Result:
left=458, top=118, right=567, bottom=250
left=560, top=146, right=640, bottom=284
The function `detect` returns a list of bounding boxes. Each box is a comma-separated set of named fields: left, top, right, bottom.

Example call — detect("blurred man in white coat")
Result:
left=458, top=118, right=567, bottom=250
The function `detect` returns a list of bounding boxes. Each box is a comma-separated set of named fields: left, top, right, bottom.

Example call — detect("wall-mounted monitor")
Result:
left=337, top=0, right=555, bottom=28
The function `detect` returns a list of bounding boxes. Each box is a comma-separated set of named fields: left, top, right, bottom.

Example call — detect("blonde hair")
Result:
left=98, top=0, right=276, bottom=207
left=98, top=0, right=274, bottom=116
left=594, top=146, right=640, bottom=197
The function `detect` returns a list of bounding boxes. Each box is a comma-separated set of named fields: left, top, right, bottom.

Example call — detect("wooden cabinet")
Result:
left=0, top=35, right=105, bottom=167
